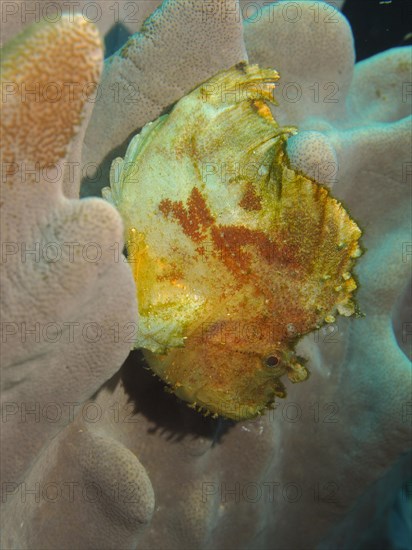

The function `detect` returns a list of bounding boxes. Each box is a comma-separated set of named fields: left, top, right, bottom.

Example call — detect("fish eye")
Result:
left=265, top=355, right=280, bottom=367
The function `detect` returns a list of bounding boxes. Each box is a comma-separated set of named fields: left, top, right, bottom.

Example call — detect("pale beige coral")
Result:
left=239, top=0, right=346, bottom=13
left=244, top=1, right=355, bottom=125
left=0, top=0, right=162, bottom=47
left=1, top=417, right=154, bottom=548
left=0, top=14, right=140, bottom=514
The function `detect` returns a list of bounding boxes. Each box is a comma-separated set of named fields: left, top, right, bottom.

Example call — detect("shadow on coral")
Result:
left=104, top=22, right=133, bottom=57
left=103, top=350, right=236, bottom=443
left=81, top=127, right=136, bottom=198
left=392, top=280, right=412, bottom=362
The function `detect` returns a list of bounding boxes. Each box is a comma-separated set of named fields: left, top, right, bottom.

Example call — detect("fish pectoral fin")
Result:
left=104, top=115, right=169, bottom=207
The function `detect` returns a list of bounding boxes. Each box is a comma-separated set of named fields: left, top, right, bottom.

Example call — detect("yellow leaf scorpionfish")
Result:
left=103, top=63, right=362, bottom=421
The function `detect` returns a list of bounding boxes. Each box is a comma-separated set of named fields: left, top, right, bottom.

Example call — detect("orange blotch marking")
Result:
left=211, top=225, right=298, bottom=276
left=239, top=183, right=262, bottom=211
left=159, top=187, right=214, bottom=242
left=159, top=187, right=300, bottom=276
left=251, top=99, right=274, bottom=121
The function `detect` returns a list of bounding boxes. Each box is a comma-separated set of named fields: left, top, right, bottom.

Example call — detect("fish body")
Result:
left=103, top=64, right=362, bottom=420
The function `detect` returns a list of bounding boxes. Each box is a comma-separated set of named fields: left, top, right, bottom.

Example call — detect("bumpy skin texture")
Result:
left=1, top=1, right=411, bottom=549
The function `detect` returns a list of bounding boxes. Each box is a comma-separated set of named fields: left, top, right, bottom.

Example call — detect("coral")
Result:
left=0, top=14, right=149, bottom=547
left=0, top=0, right=162, bottom=48
left=0, top=1, right=410, bottom=549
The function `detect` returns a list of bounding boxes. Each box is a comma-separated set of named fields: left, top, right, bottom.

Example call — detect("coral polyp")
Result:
left=103, top=63, right=362, bottom=420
